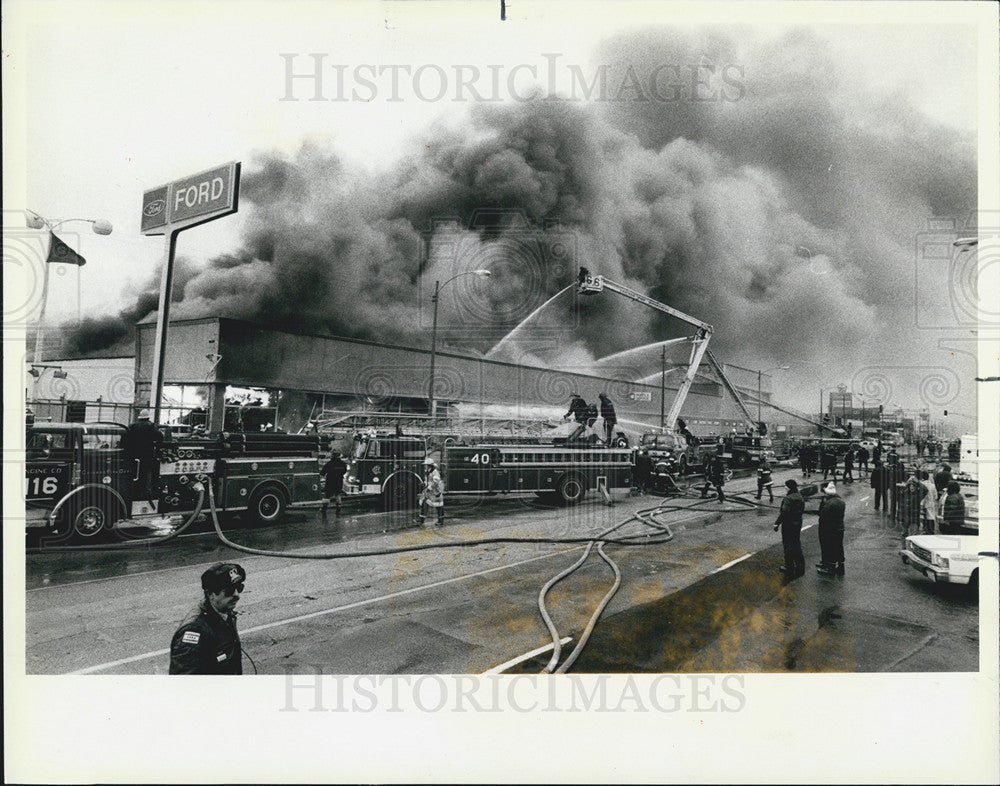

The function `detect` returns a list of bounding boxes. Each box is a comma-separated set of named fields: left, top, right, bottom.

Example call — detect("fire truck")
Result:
left=25, top=421, right=323, bottom=543
left=342, top=431, right=633, bottom=508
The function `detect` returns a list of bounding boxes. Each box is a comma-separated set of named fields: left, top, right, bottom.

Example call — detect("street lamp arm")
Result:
left=26, top=210, right=113, bottom=235
left=434, top=269, right=492, bottom=298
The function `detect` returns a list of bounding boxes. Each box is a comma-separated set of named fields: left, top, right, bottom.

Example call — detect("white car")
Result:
left=900, top=534, right=982, bottom=592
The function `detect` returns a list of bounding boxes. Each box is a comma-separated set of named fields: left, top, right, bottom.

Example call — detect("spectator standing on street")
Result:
left=919, top=469, right=938, bottom=534
left=898, top=476, right=927, bottom=545
left=816, top=482, right=846, bottom=576
left=774, top=479, right=806, bottom=579
left=320, top=452, right=347, bottom=515
left=855, top=444, right=870, bottom=478
left=940, top=481, right=966, bottom=534
left=416, top=457, right=445, bottom=526
left=871, top=460, right=890, bottom=512
left=798, top=443, right=810, bottom=477
left=806, top=442, right=819, bottom=476
left=887, top=455, right=906, bottom=520
left=169, top=563, right=246, bottom=675
left=121, top=408, right=165, bottom=507
left=873, top=441, right=884, bottom=466
left=598, top=394, right=617, bottom=444
left=700, top=454, right=727, bottom=502
left=756, top=457, right=774, bottom=502
left=933, top=463, right=953, bottom=498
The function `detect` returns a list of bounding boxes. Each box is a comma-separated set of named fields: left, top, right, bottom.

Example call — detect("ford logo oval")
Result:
left=143, top=199, right=166, bottom=217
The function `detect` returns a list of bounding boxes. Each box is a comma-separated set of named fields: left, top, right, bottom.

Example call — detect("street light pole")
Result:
left=427, top=269, right=491, bottom=419
left=24, top=211, right=112, bottom=398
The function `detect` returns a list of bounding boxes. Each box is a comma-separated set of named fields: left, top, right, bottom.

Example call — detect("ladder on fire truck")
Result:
left=304, top=410, right=564, bottom=442
left=576, top=267, right=759, bottom=434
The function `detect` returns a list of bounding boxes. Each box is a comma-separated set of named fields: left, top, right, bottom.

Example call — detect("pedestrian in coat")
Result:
left=774, top=479, right=806, bottom=579
left=816, top=483, right=846, bottom=576
left=940, top=481, right=966, bottom=534
left=870, top=461, right=890, bottom=512
left=598, top=394, right=617, bottom=444
left=170, top=563, right=246, bottom=675
left=700, top=454, right=727, bottom=502
left=873, top=441, right=884, bottom=466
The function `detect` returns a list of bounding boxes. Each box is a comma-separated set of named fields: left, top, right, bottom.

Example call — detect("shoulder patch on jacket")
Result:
left=182, top=630, right=201, bottom=644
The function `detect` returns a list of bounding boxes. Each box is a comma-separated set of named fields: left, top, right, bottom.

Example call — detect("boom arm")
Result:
left=577, top=267, right=757, bottom=433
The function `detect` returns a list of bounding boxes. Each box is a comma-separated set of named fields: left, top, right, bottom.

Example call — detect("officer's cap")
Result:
left=136, top=409, right=151, bottom=420
left=201, top=562, right=246, bottom=593
left=784, top=479, right=798, bottom=490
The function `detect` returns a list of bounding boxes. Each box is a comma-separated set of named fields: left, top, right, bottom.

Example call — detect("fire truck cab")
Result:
left=343, top=432, right=428, bottom=510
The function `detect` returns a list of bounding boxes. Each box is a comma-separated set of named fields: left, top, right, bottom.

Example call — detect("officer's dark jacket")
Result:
left=121, top=421, right=164, bottom=462
left=818, top=495, right=846, bottom=531
left=169, top=600, right=242, bottom=675
left=599, top=399, right=616, bottom=421
left=775, top=492, right=805, bottom=528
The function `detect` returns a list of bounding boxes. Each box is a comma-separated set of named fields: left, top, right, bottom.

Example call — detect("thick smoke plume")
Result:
left=59, top=27, right=975, bottom=411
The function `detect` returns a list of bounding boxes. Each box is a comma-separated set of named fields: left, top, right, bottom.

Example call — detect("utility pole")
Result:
left=660, top=344, right=666, bottom=429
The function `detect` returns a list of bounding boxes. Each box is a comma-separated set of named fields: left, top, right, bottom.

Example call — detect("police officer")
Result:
left=169, top=563, right=246, bottom=675
left=121, top=409, right=165, bottom=506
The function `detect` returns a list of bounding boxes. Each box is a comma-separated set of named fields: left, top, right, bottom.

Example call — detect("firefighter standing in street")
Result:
left=816, top=482, right=846, bottom=576
left=417, top=457, right=445, bottom=526
left=774, top=479, right=806, bottom=579
left=755, top=457, right=774, bottom=502
left=700, top=453, right=727, bottom=502
left=598, top=393, right=617, bottom=444
left=121, top=408, right=164, bottom=507
left=169, top=563, right=246, bottom=675
left=320, top=452, right=347, bottom=516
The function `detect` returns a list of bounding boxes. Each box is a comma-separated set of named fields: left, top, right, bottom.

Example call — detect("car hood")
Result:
left=906, top=534, right=979, bottom=552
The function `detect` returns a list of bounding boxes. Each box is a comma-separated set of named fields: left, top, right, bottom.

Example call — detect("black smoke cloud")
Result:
left=59, top=26, right=975, bottom=411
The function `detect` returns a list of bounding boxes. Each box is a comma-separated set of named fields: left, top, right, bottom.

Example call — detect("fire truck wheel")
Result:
left=70, top=499, right=113, bottom=539
left=736, top=452, right=751, bottom=468
left=556, top=473, right=587, bottom=505
left=248, top=485, right=286, bottom=525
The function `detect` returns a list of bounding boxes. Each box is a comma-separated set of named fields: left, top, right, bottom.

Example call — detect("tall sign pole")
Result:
left=141, top=162, right=240, bottom=423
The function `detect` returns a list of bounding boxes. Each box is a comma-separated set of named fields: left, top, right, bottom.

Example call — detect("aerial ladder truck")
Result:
left=576, top=267, right=770, bottom=471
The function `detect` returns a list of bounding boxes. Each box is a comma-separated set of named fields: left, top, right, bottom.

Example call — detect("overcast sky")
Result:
left=4, top=0, right=996, bottom=422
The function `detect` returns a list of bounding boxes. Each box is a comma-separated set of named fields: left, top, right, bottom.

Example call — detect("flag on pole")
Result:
left=46, top=233, right=86, bottom=266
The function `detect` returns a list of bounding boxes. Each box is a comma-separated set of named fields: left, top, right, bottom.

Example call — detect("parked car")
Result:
left=900, top=534, right=981, bottom=594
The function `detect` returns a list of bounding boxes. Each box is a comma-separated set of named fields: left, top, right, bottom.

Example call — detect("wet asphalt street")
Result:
left=24, top=468, right=980, bottom=674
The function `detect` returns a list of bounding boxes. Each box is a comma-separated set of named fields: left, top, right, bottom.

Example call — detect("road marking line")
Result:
left=712, top=553, right=753, bottom=574
left=482, top=637, right=573, bottom=675
left=68, top=546, right=584, bottom=675
left=860, top=495, right=870, bottom=502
